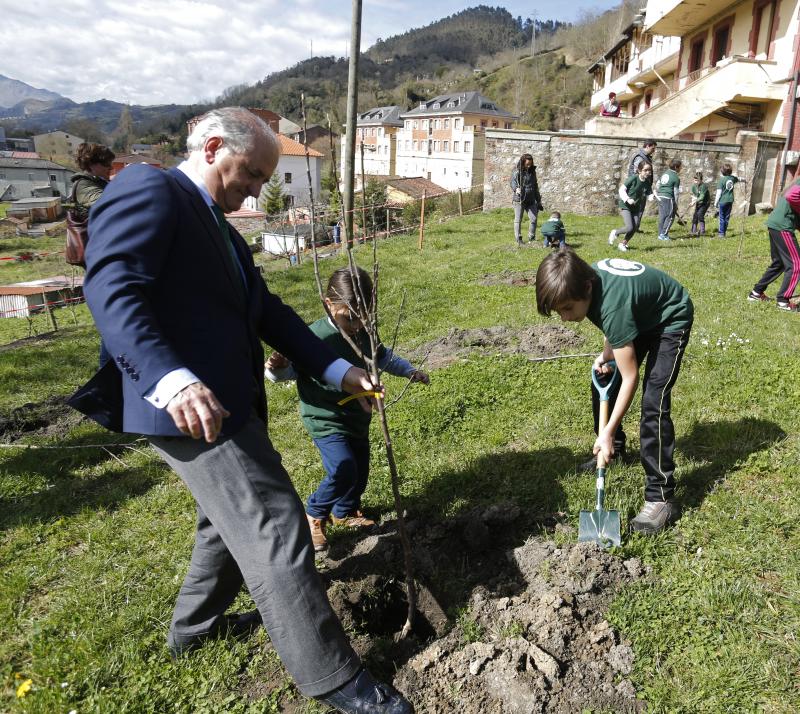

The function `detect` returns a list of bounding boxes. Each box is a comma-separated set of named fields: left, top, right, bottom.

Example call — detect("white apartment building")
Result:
left=395, top=92, right=517, bottom=191
left=340, top=106, right=404, bottom=179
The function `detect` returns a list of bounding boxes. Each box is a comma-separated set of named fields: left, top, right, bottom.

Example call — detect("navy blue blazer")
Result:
left=80, top=164, right=337, bottom=436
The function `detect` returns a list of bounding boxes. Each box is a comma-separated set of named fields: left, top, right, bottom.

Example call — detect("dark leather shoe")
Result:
left=317, top=668, right=413, bottom=713
left=169, top=610, right=263, bottom=657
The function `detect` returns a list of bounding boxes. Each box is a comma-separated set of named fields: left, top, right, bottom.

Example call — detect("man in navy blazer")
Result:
left=81, top=107, right=412, bottom=713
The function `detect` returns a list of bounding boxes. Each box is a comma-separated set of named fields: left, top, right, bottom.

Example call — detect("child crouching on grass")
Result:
left=535, top=250, right=693, bottom=535
left=265, top=266, right=429, bottom=552
left=540, top=211, right=566, bottom=249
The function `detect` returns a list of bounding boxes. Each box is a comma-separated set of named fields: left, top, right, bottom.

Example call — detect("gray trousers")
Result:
left=657, top=196, right=676, bottom=237
left=150, top=413, right=360, bottom=697
left=615, top=208, right=637, bottom=243
left=513, top=203, right=538, bottom=241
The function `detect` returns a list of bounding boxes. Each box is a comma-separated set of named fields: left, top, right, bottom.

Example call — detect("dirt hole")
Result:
left=479, top=270, right=536, bottom=287
left=0, top=396, right=82, bottom=442
left=410, top=325, right=584, bottom=370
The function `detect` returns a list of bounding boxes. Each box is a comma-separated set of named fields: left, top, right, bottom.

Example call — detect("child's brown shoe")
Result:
left=306, top=514, right=329, bottom=551
left=330, top=511, right=376, bottom=528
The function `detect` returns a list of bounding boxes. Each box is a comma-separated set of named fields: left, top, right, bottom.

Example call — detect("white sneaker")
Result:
left=618, top=242, right=628, bottom=252
left=608, top=229, right=617, bottom=245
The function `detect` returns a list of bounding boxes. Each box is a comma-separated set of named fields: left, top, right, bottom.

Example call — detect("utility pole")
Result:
left=342, top=0, right=362, bottom=246
left=529, top=11, right=538, bottom=58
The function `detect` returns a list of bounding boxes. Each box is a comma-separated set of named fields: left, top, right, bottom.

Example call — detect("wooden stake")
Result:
left=457, top=188, right=463, bottom=216
left=418, top=191, right=426, bottom=251
left=42, top=289, right=57, bottom=332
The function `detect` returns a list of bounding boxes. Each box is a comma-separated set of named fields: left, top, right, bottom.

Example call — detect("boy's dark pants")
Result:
left=590, top=327, right=691, bottom=502
left=307, top=434, right=370, bottom=519
left=753, top=228, right=800, bottom=301
left=691, top=203, right=709, bottom=234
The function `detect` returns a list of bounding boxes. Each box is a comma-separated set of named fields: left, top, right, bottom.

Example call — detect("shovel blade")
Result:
left=578, top=509, right=622, bottom=548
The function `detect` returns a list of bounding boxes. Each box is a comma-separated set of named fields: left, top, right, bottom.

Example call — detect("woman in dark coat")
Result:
left=510, top=153, right=543, bottom=246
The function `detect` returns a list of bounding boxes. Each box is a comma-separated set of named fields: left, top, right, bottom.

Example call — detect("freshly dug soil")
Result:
left=411, top=325, right=585, bottom=370
left=301, top=506, right=646, bottom=713
left=479, top=270, right=536, bottom=287
left=0, top=396, right=83, bottom=442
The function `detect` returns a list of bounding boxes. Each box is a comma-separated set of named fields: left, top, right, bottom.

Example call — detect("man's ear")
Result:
left=203, top=136, right=224, bottom=164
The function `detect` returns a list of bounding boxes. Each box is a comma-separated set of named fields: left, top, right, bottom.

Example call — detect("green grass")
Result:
left=2, top=209, right=799, bottom=711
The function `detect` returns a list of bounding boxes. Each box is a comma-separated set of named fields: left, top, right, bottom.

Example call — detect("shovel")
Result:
left=579, top=361, right=622, bottom=548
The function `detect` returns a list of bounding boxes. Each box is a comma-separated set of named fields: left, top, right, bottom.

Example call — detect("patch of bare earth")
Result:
left=0, top=396, right=83, bottom=443
left=272, top=505, right=649, bottom=713
left=478, top=270, right=536, bottom=287
left=411, top=325, right=584, bottom=370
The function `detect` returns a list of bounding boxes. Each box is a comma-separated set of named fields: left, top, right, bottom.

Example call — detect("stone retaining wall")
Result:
left=483, top=129, right=784, bottom=219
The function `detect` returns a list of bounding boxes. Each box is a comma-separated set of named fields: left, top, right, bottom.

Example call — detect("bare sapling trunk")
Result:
left=302, top=93, right=418, bottom=637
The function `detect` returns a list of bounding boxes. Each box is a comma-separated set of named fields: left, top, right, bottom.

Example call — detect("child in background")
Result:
left=540, top=211, right=566, bottom=248
left=749, top=176, right=800, bottom=312
left=714, top=163, right=741, bottom=237
left=265, top=267, right=430, bottom=552
left=655, top=159, right=682, bottom=241
left=609, top=162, right=653, bottom=252
left=535, top=250, right=693, bottom=535
left=689, top=171, right=710, bottom=236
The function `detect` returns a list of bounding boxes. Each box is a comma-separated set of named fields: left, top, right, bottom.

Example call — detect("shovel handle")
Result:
left=596, top=399, right=610, bottom=469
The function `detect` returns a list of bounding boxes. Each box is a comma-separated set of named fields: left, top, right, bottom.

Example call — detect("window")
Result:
left=454, top=118, right=461, bottom=129
left=444, top=118, right=450, bottom=128
left=433, top=140, right=439, bottom=151
left=492, top=121, right=498, bottom=128
left=464, top=141, right=471, bottom=152
left=28, top=173, right=33, bottom=181
left=284, top=173, right=292, bottom=184
left=505, top=122, right=512, bottom=129
left=413, top=120, right=418, bottom=129
left=406, top=140, right=411, bottom=150
left=443, top=141, right=449, bottom=151
left=751, top=0, right=777, bottom=57
left=644, top=91, right=653, bottom=110
left=405, top=120, right=410, bottom=129
left=434, top=119, right=440, bottom=129
left=453, top=141, right=460, bottom=152
left=377, top=128, right=383, bottom=137
left=422, top=120, right=428, bottom=129
left=480, top=120, right=487, bottom=127
left=443, top=168, right=446, bottom=175
left=0, top=172, right=5, bottom=179
left=688, top=35, right=705, bottom=73
left=465, top=171, right=470, bottom=179
left=413, top=141, right=418, bottom=151
left=711, top=16, right=733, bottom=65
left=49, top=174, right=57, bottom=181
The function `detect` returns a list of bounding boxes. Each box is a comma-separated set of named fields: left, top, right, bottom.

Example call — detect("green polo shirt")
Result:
left=656, top=169, right=680, bottom=198
left=618, top=174, right=652, bottom=211
left=691, top=183, right=710, bottom=205
left=540, top=218, right=565, bottom=237
left=766, top=178, right=800, bottom=232
left=717, top=175, right=739, bottom=205
left=297, top=318, right=385, bottom=439
left=586, top=259, right=694, bottom=348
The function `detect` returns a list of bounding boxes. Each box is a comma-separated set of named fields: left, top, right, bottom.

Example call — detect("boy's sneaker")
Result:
left=543, top=239, right=551, bottom=248
left=331, top=511, right=376, bottom=528
left=747, top=290, right=771, bottom=302
left=608, top=229, right=617, bottom=245
left=558, top=240, right=566, bottom=249
left=306, top=514, right=329, bottom=551
left=629, top=500, right=680, bottom=535
left=776, top=300, right=800, bottom=312
left=618, top=242, right=628, bottom=252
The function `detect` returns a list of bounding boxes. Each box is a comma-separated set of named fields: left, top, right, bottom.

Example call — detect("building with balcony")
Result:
left=395, top=92, right=517, bottom=191
left=586, top=0, right=800, bottom=147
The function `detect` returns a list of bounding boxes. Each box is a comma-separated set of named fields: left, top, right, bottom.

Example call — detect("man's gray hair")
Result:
left=187, top=107, right=279, bottom=156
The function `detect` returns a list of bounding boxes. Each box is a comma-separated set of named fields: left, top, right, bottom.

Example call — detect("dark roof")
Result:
left=401, top=91, right=515, bottom=119
left=0, top=157, right=72, bottom=170
left=356, top=106, right=404, bottom=126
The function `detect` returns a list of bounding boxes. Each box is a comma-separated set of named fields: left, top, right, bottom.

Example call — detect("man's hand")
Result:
left=342, top=366, right=384, bottom=412
left=410, top=369, right=430, bottom=385
left=266, top=351, right=290, bottom=370
left=166, top=382, right=230, bottom=443
left=627, top=198, right=636, bottom=205
left=593, top=353, right=613, bottom=375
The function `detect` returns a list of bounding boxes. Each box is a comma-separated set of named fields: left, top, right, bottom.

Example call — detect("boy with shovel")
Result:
left=535, top=250, right=693, bottom=534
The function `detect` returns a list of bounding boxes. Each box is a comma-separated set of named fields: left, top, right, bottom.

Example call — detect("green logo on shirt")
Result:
left=597, top=258, right=646, bottom=276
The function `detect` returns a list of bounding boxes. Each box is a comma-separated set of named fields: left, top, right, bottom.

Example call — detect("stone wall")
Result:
left=483, top=129, right=784, bottom=219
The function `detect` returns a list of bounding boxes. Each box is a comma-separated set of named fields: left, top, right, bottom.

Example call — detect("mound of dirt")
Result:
left=479, top=270, right=536, bottom=287
left=411, top=325, right=584, bottom=369
left=395, top=538, right=646, bottom=713
left=303, top=505, right=647, bottom=713
left=0, top=396, right=83, bottom=442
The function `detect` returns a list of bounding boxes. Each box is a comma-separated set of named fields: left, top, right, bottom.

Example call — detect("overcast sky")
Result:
left=2, top=0, right=621, bottom=106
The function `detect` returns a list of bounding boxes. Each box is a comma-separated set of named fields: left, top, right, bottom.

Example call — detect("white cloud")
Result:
left=0, top=0, right=620, bottom=106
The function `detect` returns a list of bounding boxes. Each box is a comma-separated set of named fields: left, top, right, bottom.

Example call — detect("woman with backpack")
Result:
left=510, top=153, right=543, bottom=247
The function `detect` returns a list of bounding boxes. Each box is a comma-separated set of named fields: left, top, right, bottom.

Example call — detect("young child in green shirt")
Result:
left=265, top=267, right=429, bottom=551
left=689, top=171, right=710, bottom=236
left=540, top=211, right=566, bottom=248
left=609, top=161, right=653, bottom=251
left=535, top=250, right=693, bottom=535
left=655, top=159, right=682, bottom=241
left=714, top=163, right=741, bottom=237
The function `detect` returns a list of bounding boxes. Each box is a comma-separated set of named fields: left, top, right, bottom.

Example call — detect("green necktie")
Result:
left=211, top=204, right=245, bottom=294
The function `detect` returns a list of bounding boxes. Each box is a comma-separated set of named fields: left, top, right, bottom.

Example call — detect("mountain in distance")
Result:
left=0, top=74, right=65, bottom=109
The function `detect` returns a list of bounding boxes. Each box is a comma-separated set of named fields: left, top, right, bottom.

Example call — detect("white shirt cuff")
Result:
left=322, top=358, right=352, bottom=390
left=144, top=368, right=200, bottom=408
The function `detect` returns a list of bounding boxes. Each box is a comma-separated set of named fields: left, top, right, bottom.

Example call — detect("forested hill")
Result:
left=219, top=6, right=575, bottom=129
